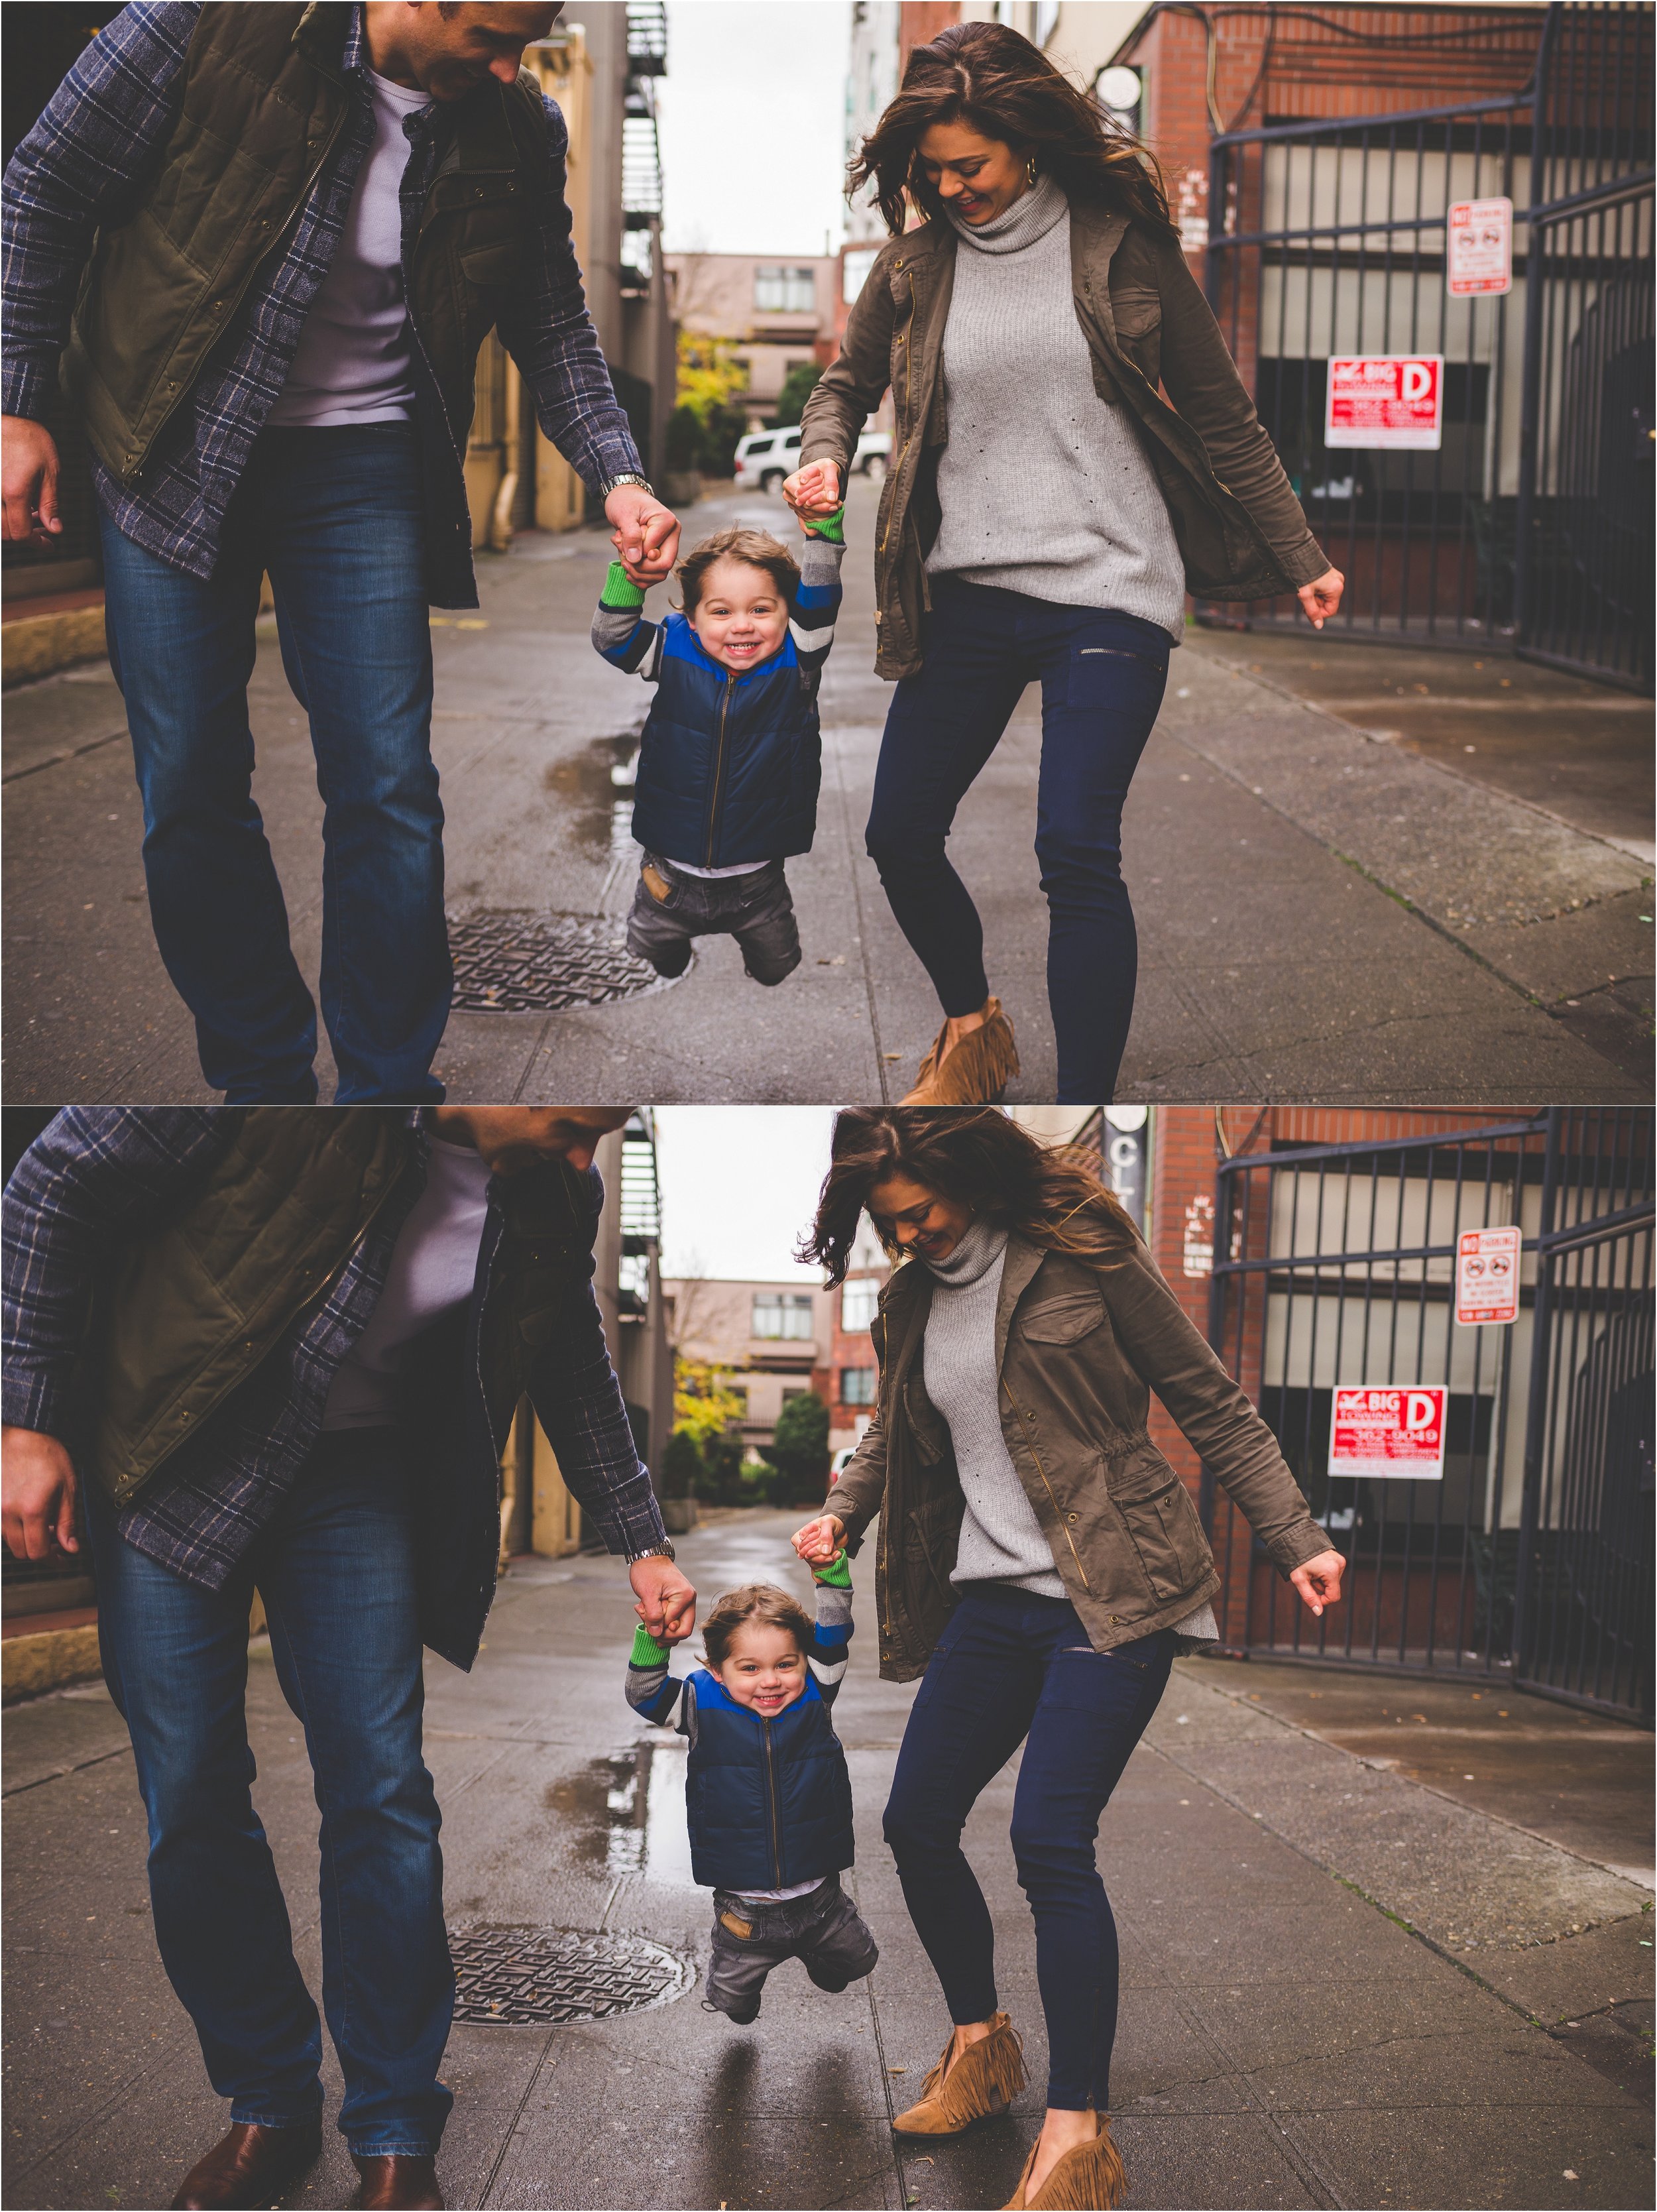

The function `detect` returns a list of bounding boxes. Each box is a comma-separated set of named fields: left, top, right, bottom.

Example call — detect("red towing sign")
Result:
left=1456, top=1226, right=1522, bottom=1326
left=1326, top=355, right=1444, bottom=449
left=1447, top=196, right=1513, bottom=296
left=1329, top=1386, right=1448, bottom=1482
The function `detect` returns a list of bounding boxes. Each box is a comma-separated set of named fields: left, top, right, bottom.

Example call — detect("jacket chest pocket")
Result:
left=1110, top=286, right=1163, bottom=389
left=1017, top=1290, right=1105, bottom=1344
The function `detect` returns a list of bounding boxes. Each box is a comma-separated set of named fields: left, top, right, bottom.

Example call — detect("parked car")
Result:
left=733, top=426, right=893, bottom=493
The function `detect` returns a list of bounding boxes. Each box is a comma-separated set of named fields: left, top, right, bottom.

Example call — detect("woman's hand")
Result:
left=1288, top=1548, right=1345, bottom=1617
left=792, top=1513, right=846, bottom=1567
left=1296, top=568, right=1344, bottom=628
left=783, top=460, right=841, bottom=520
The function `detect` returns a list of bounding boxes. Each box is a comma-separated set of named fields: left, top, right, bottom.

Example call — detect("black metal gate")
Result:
left=1204, top=1, right=1654, bottom=691
left=1203, top=1110, right=1654, bottom=1723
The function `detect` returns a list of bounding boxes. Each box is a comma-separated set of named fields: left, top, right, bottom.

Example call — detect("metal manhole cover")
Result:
left=448, top=1926, right=693, bottom=2024
left=448, top=913, right=669, bottom=1012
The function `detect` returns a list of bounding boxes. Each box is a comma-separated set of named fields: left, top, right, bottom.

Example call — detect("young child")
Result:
left=591, top=510, right=846, bottom=986
left=625, top=1553, right=878, bottom=2022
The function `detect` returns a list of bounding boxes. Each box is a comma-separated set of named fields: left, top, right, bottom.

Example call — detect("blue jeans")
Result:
left=84, top=1431, right=454, bottom=2156
left=98, top=425, right=449, bottom=1102
left=866, top=578, right=1172, bottom=1102
left=883, top=1584, right=1174, bottom=2111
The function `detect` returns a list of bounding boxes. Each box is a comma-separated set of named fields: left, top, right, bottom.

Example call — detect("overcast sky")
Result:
left=656, top=1106, right=838, bottom=1282
left=658, top=1, right=854, bottom=257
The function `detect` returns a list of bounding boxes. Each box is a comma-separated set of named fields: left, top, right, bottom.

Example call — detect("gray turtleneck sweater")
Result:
left=926, top=172, right=1186, bottom=640
left=922, top=1218, right=1220, bottom=1641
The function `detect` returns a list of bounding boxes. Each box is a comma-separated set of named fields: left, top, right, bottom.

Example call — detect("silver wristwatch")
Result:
left=628, top=1538, right=677, bottom=1565
left=600, top=471, right=654, bottom=500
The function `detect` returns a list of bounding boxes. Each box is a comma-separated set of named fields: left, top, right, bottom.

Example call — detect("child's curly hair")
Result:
left=677, top=528, right=800, bottom=616
left=701, top=1581, right=813, bottom=1667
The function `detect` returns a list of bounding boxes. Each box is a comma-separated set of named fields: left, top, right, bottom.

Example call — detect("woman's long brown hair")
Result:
left=801, top=1108, right=1137, bottom=1287
left=849, top=19, right=1172, bottom=237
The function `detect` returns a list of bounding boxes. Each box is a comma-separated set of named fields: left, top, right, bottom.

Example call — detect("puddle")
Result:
left=542, top=733, right=639, bottom=870
left=542, top=1739, right=694, bottom=1888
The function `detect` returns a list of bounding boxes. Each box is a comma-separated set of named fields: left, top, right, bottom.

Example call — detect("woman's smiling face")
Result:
left=916, top=119, right=1029, bottom=224
left=868, top=1171, right=974, bottom=1264
left=687, top=556, right=789, bottom=672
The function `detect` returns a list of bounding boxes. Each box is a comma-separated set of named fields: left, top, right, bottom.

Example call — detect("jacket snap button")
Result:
left=1067, top=1513, right=1078, bottom=1523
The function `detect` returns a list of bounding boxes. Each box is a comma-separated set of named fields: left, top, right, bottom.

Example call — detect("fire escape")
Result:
left=620, top=0, right=666, bottom=298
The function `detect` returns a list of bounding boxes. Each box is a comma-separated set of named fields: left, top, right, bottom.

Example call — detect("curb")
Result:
left=2, top=1621, right=102, bottom=1704
left=2, top=599, right=106, bottom=688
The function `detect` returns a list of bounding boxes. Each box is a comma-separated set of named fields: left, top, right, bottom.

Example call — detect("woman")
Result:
left=787, top=23, right=1344, bottom=1105
left=791, top=1110, right=1345, bottom=2211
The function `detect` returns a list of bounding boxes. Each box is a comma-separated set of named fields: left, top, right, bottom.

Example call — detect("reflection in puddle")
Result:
left=543, top=1739, right=694, bottom=1887
left=542, top=734, right=640, bottom=869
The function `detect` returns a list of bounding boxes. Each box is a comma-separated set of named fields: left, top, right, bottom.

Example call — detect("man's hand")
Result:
left=783, top=460, right=842, bottom=521
left=1289, top=1548, right=1345, bottom=1617
left=1, top=1426, right=80, bottom=1562
left=2, top=416, right=64, bottom=546
left=630, top=1552, right=696, bottom=1643
left=791, top=1513, right=846, bottom=1568
left=605, top=486, right=679, bottom=587
left=1296, top=567, right=1344, bottom=629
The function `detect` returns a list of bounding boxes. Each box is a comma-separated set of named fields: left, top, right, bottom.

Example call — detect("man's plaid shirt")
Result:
left=1, top=1109, right=665, bottom=1592
left=0, top=3, right=642, bottom=599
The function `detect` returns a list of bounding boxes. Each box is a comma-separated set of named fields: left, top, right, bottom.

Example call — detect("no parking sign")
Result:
left=1456, top=1226, right=1522, bottom=1326
left=1329, top=1387, right=1447, bottom=1482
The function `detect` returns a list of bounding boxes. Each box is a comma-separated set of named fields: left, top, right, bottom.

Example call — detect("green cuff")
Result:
left=600, top=561, right=648, bottom=610
left=813, top=1550, right=851, bottom=1586
left=803, top=506, right=845, bottom=544
left=630, top=1623, right=669, bottom=1666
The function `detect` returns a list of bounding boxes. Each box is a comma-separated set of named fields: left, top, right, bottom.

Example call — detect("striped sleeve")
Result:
left=807, top=1550, right=854, bottom=1706
left=790, top=510, right=844, bottom=689
left=592, top=562, right=664, bottom=679
left=626, top=1622, right=685, bottom=1725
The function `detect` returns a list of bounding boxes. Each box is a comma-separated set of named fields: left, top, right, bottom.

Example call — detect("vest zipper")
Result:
left=131, top=105, right=351, bottom=480
left=704, top=671, right=736, bottom=866
left=762, top=1716, right=783, bottom=1885
left=1001, top=1377, right=1091, bottom=1591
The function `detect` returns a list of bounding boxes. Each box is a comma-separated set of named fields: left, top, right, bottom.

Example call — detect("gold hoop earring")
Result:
left=1026, top=155, right=1038, bottom=184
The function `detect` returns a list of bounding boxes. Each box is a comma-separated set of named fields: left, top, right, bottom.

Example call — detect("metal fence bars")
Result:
left=1202, top=2, right=1654, bottom=690
left=1201, top=1110, right=1653, bottom=1723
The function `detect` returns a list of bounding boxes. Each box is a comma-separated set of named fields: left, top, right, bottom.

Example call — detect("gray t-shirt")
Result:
left=267, top=67, right=425, bottom=428
left=320, top=1134, right=492, bottom=1431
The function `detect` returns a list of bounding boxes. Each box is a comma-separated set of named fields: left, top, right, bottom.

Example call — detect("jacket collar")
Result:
left=880, top=1230, right=1047, bottom=1384
left=995, top=1233, right=1047, bottom=1373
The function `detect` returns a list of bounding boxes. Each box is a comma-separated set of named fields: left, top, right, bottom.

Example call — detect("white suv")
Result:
left=733, top=426, right=892, bottom=493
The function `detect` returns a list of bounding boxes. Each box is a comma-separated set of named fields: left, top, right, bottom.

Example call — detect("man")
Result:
left=1, top=1106, right=697, bottom=2211
left=1, top=5, right=681, bottom=1103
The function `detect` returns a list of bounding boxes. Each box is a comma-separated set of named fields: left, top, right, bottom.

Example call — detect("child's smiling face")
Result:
left=709, top=1620, right=808, bottom=1716
left=687, top=556, right=789, bottom=673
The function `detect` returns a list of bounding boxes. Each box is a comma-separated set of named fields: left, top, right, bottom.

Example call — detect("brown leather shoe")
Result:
left=350, top=2154, right=445, bottom=2209
left=171, top=2120, right=322, bottom=2209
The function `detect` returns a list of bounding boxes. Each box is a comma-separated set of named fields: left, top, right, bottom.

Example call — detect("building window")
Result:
left=842, top=247, right=878, bottom=304
left=840, top=1277, right=880, bottom=1331
left=840, top=1366, right=876, bottom=1407
left=755, top=264, right=817, bottom=314
left=752, top=1291, right=815, bottom=1340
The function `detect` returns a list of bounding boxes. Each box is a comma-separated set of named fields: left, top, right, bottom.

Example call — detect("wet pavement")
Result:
left=3, top=482, right=1650, bottom=1104
left=3, top=1509, right=1650, bottom=2210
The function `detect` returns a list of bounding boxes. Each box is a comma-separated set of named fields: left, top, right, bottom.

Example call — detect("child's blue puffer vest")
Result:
left=684, top=1670, right=855, bottom=1891
left=630, top=614, right=822, bottom=869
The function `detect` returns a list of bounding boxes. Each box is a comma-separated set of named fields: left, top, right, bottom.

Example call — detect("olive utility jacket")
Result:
left=799, top=199, right=1331, bottom=681
left=828, top=1231, right=1329, bottom=1681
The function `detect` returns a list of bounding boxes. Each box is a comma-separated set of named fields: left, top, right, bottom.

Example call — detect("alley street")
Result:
left=3, top=476, right=1650, bottom=1105
left=3, top=1510, right=1650, bottom=2211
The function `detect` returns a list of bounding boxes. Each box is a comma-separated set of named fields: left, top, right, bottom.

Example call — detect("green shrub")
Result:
left=773, top=361, right=823, bottom=427
left=659, top=1428, right=702, bottom=1501
left=763, top=1391, right=831, bottom=1507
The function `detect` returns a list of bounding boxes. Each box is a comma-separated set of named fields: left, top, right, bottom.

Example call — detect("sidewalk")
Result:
left=4, top=1511, right=1650, bottom=2210
left=3, top=478, right=1649, bottom=1103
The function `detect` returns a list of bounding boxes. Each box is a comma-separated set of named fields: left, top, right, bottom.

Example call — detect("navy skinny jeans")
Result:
left=98, top=423, right=449, bottom=1103
left=865, top=578, right=1172, bottom=1103
left=883, top=1584, right=1174, bottom=2112
left=84, top=1431, right=454, bottom=2157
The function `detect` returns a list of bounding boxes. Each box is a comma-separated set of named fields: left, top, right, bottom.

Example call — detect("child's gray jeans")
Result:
left=626, top=854, right=801, bottom=985
left=705, top=1877, right=878, bottom=2022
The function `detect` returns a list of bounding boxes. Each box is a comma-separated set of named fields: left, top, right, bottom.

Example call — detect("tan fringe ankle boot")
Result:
left=1003, top=2116, right=1127, bottom=2211
left=901, top=997, right=1020, bottom=1104
left=891, top=2012, right=1027, bottom=2136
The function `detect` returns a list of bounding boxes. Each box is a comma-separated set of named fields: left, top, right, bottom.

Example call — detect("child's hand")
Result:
left=783, top=460, right=840, bottom=520
left=792, top=1513, right=846, bottom=1567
